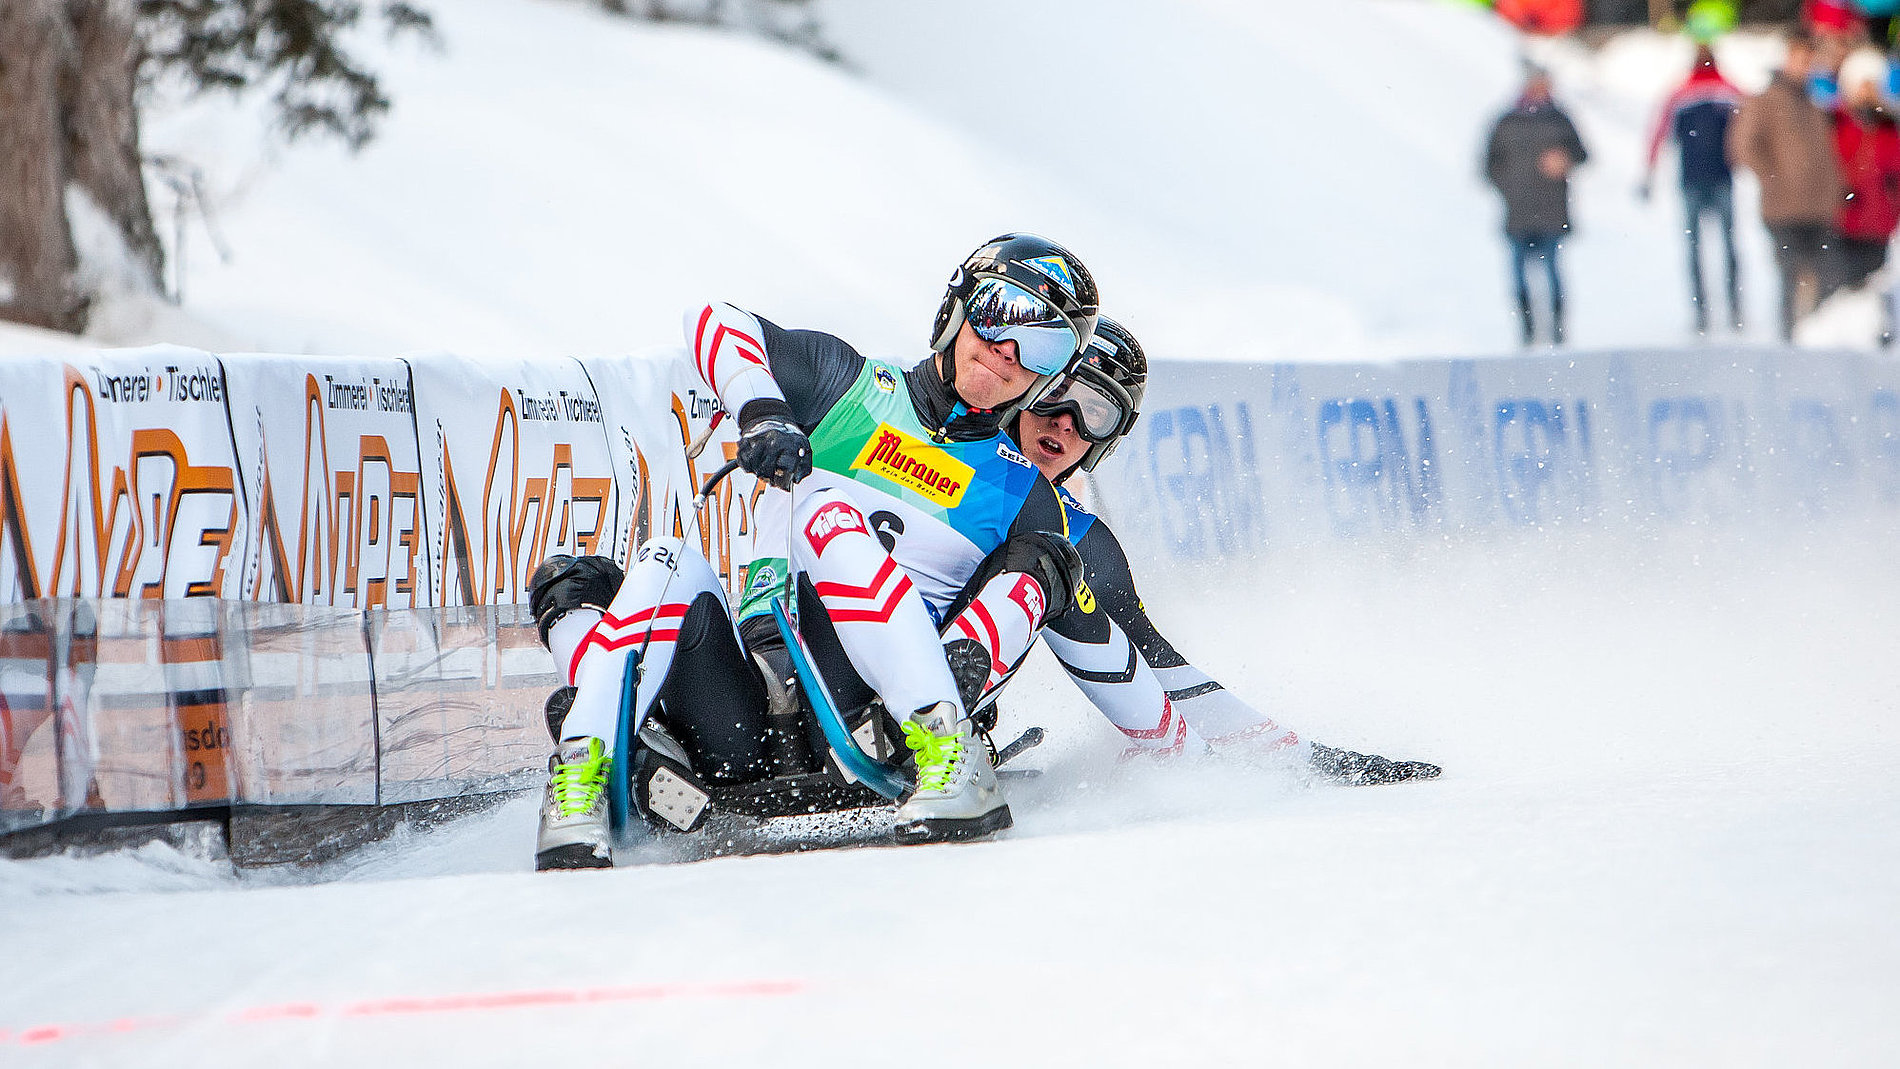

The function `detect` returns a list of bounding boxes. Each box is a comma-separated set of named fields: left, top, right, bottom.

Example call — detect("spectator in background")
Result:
left=1803, top=0, right=1863, bottom=84
left=1729, top=32, right=1844, bottom=342
left=1831, top=49, right=1900, bottom=344
left=1643, top=44, right=1744, bottom=335
left=1484, top=63, right=1589, bottom=346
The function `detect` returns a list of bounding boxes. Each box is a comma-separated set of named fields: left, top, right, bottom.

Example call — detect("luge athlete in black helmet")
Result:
left=985, top=317, right=1442, bottom=783
left=529, top=234, right=1105, bottom=868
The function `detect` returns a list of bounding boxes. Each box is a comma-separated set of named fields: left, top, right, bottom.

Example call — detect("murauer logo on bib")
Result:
left=852, top=424, right=973, bottom=507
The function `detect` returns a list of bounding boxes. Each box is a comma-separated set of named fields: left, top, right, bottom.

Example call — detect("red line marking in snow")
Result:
left=237, top=1003, right=323, bottom=1022
left=19, top=1026, right=67, bottom=1045
left=1, top=979, right=807, bottom=1046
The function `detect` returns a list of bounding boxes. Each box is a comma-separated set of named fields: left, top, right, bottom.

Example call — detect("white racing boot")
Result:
left=892, top=702, right=1011, bottom=845
left=534, top=737, right=615, bottom=870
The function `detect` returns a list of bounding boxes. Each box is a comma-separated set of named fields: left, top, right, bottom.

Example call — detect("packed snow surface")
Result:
left=5, top=530, right=1898, bottom=1066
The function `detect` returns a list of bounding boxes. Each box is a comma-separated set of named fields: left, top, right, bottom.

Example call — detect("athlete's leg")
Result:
left=791, top=487, right=1010, bottom=842
left=559, top=539, right=741, bottom=747
left=792, top=488, right=963, bottom=721
left=936, top=529, right=1086, bottom=717
left=533, top=539, right=764, bottom=869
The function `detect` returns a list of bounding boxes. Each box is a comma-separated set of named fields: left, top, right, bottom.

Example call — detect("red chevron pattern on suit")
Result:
left=813, top=556, right=914, bottom=624
left=692, top=304, right=767, bottom=387
left=1207, top=721, right=1300, bottom=750
left=572, top=602, right=692, bottom=676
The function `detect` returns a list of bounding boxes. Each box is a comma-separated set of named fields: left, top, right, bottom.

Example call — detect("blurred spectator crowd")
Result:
left=1482, top=0, right=1900, bottom=347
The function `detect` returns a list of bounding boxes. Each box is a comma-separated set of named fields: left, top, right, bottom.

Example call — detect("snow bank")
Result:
left=0, top=0, right=1849, bottom=363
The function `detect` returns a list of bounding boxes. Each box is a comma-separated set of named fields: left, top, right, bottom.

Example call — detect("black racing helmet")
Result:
left=930, top=233, right=1101, bottom=410
left=1026, top=315, right=1147, bottom=476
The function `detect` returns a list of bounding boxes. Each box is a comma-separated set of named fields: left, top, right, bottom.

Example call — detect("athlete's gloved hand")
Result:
left=997, top=530, right=1084, bottom=627
left=737, top=398, right=813, bottom=490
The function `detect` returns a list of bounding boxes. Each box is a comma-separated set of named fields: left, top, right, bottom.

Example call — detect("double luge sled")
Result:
left=543, top=666, right=1043, bottom=860
left=542, top=458, right=1042, bottom=860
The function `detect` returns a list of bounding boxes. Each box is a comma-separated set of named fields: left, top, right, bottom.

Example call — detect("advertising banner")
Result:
left=6, top=342, right=1895, bottom=842
left=0, top=346, right=240, bottom=601
left=1094, top=348, right=1900, bottom=564
left=223, top=354, right=429, bottom=608
left=409, top=353, right=620, bottom=607
left=579, top=347, right=756, bottom=588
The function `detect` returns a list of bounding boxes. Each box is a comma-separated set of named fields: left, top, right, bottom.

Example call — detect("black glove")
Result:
left=736, top=398, right=813, bottom=490
left=528, top=554, right=625, bottom=646
left=995, top=529, right=1084, bottom=627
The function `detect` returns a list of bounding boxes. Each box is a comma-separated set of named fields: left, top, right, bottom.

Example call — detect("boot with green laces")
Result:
left=892, top=702, right=1011, bottom=845
left=535, top=737, right=615, bottom=870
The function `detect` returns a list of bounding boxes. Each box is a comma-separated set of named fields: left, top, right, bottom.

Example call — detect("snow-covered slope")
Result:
left=816, top=0, right=1817, bottom=357
left=0, top=0, right=1819, bottom=362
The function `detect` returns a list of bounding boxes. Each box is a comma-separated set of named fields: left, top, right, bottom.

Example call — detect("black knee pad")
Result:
left=543, top=685, right=576, bottom=743
left=998, top=530, right=1083, bottom=626
left=947, top=530, right=1082, bottom=629
left=528, top=554, right=625, bottom=646
left=943, top=637, right=991, bottom=717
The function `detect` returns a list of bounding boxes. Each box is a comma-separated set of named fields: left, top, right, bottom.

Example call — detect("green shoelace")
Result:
left=902, top=721, right=962, bottom=793
left=551, top=740, right=611, bottom=817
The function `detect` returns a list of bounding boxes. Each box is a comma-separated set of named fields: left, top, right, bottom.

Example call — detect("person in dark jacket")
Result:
left=1643, top=45, right=1744, bottom=334
left=1485, top=64, right=1589, bottom=346
left=1729, top=32, right=1845, bottom=341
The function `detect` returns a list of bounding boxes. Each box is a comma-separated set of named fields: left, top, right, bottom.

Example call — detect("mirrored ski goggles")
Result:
left=962, top=277, right=1084, bottom=377
left=1026, top=368, right=1132, bottom=442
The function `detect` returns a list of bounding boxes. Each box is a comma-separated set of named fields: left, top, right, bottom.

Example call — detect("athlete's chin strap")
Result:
left=922, top=351, right=1008, bottom=443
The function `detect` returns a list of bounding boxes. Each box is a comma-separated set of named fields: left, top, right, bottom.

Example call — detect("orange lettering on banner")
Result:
left=629, top=444, right=651, bottom=565
left=438, top=387, right=613, bottom=605
left=439, top=442, right=480, bottom=605
left=118, top=429, right=239, bottom=598
left=346, top=436, right=421, bottom=608
left=0, top=416, right=42, bottom=599
left=252, top=377, right=423, bottom=606
left=50, top=369, right=238, bottom=599
left=51, top=370, right=120, bottom=596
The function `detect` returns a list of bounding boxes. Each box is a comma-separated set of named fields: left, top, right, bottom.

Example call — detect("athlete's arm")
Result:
left=1072, top=516, right=1302, bottom=751
left=684, top=302, right=864, bottom=429
left=1042, top=590, right=1204, bottom=755
left=936, top=474, right=1085, bottom=709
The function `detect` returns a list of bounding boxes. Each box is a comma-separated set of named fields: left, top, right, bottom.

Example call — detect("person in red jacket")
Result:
left=1832, top=53, right=1900, bottom=283
left=1832, top=50, right=1900, bottom=344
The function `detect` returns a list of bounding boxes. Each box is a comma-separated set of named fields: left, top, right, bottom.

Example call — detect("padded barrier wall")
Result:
left=1088, top=347, right=1900, bottom=563
left=3, top=344, right=1895, bottom=834
left=0, top=345, right=758, bottom=834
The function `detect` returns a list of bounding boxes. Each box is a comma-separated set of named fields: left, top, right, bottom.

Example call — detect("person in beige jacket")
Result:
left=1728, top=32, right=1845, bottom=341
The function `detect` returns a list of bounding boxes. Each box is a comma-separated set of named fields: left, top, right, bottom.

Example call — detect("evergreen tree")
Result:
left=0, top=1, right=434, bottom=334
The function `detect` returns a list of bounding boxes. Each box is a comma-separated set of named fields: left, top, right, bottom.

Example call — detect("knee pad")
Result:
left=528, top=554, right=625, bottom=646
left=992, top=530, right=1084, bottom=627
left=943, top=637, right=992, bottom=718
left=543, top=685, right=576, bottom=743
